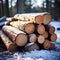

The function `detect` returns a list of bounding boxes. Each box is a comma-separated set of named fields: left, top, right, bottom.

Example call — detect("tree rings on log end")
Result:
left=25, top=23, right=35, bottom=34
left=35, top=15, right=43, bottom=24
left=37, top=25, right=45, bottom=34
left=15, top=34, right=28, bottom=46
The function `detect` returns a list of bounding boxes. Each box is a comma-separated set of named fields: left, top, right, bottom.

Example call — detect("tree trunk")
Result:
left=5, top=0, right=9, bottom=17
left=17, top=0, right=24, bottom=14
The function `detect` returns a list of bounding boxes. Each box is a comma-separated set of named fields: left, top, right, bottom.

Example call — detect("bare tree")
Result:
left=5, top=0, right=9, bottom=17
left=54, top=0, right=60, bottom=20
left=17, top=0, right=24, bottom=14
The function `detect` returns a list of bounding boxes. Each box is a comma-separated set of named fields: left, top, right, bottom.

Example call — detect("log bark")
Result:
left=24, top=42, right=39, bottom=51
left=2, top=25, right=28, bottom=46
left=7, top=21, right=35, bottom=34
left=38, top=35, right=45, bottom=44
left=14, top=12, right=52, bottom=24
left=0, top=30, right=17, bottom=51
left=37, top=24, right=45, bottom=34
left=29, top=34, right=37, bottom=43
left=50, top=33, right=57, bottom=42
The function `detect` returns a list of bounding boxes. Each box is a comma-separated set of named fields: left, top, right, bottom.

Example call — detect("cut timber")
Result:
left=25, top=42, right=39, bottom=51
left=50, top=33, right=57, bottom=42
left=29, top=34, right=37, bottom=43
left=43, top=13, right=52, bottom=25
left=9, top=21, right=35, bottom=34
left=0, top=30, right=17, bottom=51
left=14, top=12, right=52, bottom=25
left=25, top=23, right=35, bottom=34
left=42, top=31, right=48, bottom=38
left=49, top=26, right=55, bottom=34
left=37, top=24, right=45, bottom=34
left=43, top=40, right=51, bottom=50
left=2, top=25, right=28, bottom=46
left=38, top=35, right=45, bottom=44
left=14, top=14, right=43, bottom=24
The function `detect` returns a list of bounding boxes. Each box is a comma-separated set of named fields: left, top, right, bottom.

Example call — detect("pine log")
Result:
left=0, top=30, right=17, bottom=51
left=38, top=35, right=45, bottom=44
left=43, top=13, right=52, bottom=25
left=45, top=25, right=55, bottom=34
left=24, top=42, right=39, bottom=51
left=14, top=13, right=43, bottom=24
left=29, top=34, right=37, bottom=43
left=42, top=31, right=48, bottom=38
left=50, top=33, right=57, bottom=42
left=8, top=21, right=35, bottom=34
left=14, top=12, right=52, bottom=24
left=43, top=40, right=51, bottom=50
left=49, top=26, right=55, bottom=34
left=2, top=25, right=28, bottom=46
left=37, top=24, right=45, bottom=34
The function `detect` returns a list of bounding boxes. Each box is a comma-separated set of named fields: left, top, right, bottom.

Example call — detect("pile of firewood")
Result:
left=0, top=12, right=57, bottom=51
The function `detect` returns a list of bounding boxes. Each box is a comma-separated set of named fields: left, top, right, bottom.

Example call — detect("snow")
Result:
left=0, top=21, right=60, bottom=60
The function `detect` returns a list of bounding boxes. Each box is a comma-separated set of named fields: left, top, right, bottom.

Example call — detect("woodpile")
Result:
left=0, top=12, right=57, bottom=51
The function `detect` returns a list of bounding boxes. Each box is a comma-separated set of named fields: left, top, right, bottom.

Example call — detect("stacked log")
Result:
left=6, top=21, right=35, bottom=34
left=0, top=12, right=57, bottom=51
left=0, top=30, right=17, bottom=51
left=2, top=25, right=28, bottom=46
left=13, top=12, right=52, bottom=25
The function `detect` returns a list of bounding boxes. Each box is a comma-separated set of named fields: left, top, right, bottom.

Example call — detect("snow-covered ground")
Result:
left=0, top=21, right=60, bottom=60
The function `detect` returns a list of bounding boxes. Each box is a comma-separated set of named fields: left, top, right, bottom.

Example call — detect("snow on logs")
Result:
left=13, top=12, right=52, bottom=25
